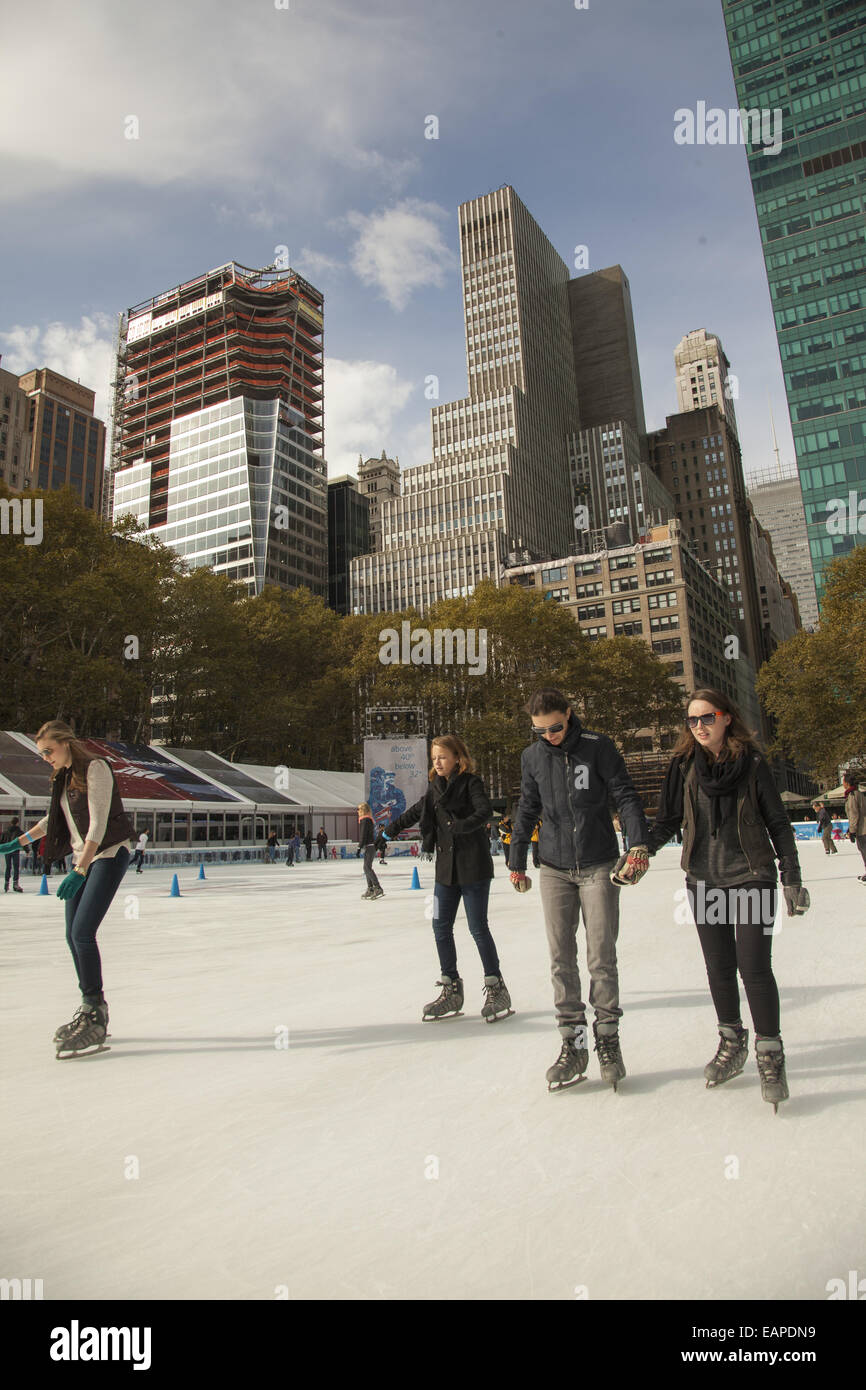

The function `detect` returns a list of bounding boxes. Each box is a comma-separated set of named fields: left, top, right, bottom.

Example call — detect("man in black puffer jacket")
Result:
left=509, top=688, right=651, bottom=1091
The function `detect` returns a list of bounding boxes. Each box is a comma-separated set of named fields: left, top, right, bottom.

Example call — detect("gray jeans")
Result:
left=856, top=834, right=866, bottom=871
left=539, top=860, right=621, bottom=1039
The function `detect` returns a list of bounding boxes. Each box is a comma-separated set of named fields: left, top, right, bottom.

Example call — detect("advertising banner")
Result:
left=82, top=740, right=241, bottom=803
left=364, top=737, right=428, bottom=831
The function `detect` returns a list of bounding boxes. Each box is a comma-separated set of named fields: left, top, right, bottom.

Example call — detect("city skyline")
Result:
left=1, top=0, right=800, bottom=484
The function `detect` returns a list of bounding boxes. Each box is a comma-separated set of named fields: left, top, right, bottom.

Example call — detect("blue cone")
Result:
left=198, top=863, right=206, bottom=880
left=170, top=873, right=181, bottom=897
left=410, top=866, right=421, bottom=890
left=40, top=874, right=49, bottom=895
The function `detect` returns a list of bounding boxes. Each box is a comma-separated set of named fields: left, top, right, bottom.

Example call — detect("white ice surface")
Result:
left=1, top=841, right=864, bottom=1301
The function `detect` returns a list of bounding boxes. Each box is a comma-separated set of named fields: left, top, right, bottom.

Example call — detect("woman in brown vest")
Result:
left=0, top=721, right=135, bottom=1056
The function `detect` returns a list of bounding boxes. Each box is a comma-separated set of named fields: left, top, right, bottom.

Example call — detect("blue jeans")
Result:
left=432, top=879, right=500, bottom=979
left=65, top=848, right=130, bottom=1004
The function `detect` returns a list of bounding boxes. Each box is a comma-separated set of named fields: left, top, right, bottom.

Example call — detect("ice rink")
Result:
left=1, top=839, right=864, bottom=1302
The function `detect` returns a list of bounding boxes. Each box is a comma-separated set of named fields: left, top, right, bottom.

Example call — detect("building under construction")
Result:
left=107, top=261, right=327, bottom=596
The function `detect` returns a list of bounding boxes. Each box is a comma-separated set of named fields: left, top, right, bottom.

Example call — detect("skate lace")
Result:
left=756, top=1049, right=783, bottom=1081
left=595, top=1034, right=618, bottom=1063
left=714, top=1033, right=743, bottom=1065
left=482, top=979, right=501, bottom=1002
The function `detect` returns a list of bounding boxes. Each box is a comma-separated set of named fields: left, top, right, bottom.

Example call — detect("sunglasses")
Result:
left=686, top=712, right=725, bottom=729
left=531, top=722, right=566, bottom=736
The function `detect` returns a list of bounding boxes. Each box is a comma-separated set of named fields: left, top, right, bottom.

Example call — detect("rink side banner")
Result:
left=364, top=738, right=428, bottom=829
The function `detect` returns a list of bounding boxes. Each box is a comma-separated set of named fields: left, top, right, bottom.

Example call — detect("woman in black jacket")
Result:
left=357, top=803, right=383, bottom=900
left=647, top=689, right=810, bottom=1111
left=383, top=734, right=513, bottom=1024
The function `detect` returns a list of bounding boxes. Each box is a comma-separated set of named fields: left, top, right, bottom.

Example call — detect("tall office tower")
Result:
left=648, top=404, right=765, bottom=667
left=109, top=261, right=326, bottom=597
left=351, top=186, right=580, bottom=614
left=357, top=450, right=400, bottom=552
left=748, top=500, right=801, bottom=644
left=568, top=418, right=677, bottom=548
left=567, top=265, right=647, bottom=438
left=747, top=469, right=819, bottom=628
left=0, top=363, right=104, bottom=511
left=674, top=329, right=739, bottom=439
left=328, top=475, right=370, bottom=614
left=720, top=0, right=866, bottom=603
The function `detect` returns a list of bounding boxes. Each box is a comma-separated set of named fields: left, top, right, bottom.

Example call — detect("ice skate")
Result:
left=480, top=974, right=514, bottom=1023
left=56, top=1002, right=110, bottom=1059
left=593, top=1021, right=625, bottom=1090
left=546, top=1032, right=588, bottom=1091
left=54, top=1001, right=110, bottom=1045
left=422, top=975, right=464, bottom=1021
left=361, top=888, right=374, bottom=899
left=371, top=887, right=385, bottom=899
left=704, top=1023, right=748, bottom=1088
left=755, top=1036, right=789, bottom=1113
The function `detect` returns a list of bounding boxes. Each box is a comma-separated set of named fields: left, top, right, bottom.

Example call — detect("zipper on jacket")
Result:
left=565, top=755, right=580, bottom=873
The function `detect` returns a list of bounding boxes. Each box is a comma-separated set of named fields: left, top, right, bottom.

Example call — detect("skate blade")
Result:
left=56, top=1044, right=111, bottom=1059
left=484, top=1009, right=516, bottom=1023
left=547, top=1075, right=588, bottom=1092
left=422, top=1011, right=464, bottom=1022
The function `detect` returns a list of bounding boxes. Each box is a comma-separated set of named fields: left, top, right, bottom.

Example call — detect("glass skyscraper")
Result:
left=721, top=0, right=866, bottom=603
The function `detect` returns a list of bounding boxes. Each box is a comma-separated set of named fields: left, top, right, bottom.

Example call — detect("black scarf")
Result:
left=692, top=744, right=751, bottom=837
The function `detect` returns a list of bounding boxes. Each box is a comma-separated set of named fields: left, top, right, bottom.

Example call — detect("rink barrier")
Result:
left=121, top=841, right=423, bottom=871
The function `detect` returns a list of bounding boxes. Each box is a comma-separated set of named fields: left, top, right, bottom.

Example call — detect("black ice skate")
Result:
left=546, top=1032, right=589, bottom=1091
left=755, top=1036, right=789, bottom=1114
left=593, top=1020, right=625, bottom=1090
left=481, top=974, right=514, bottom=1023
left=55, top=1002, right=110, bottom=1059
left=54, top=1001, right=110, bottom=1045
left=704, top=1023, right=748, bottom=1088
left=371, top=887, right=385, bottom=899
left=422, top=975, right=464, bottom=1021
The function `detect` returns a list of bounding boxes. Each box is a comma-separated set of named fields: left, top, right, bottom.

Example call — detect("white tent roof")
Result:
left=236, top=765, right=364, bottom=810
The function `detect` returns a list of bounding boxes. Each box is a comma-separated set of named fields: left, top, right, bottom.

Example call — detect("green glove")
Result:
left=56, top=870, right=87, bottom=900
left=0, top=838, right=22, bottom=856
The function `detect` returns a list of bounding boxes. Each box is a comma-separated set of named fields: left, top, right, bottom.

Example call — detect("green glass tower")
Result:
left=720, top=0, right=866, bottom=605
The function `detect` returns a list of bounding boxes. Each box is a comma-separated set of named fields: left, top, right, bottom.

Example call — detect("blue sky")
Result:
left=0, top=0, right=796, bottom=481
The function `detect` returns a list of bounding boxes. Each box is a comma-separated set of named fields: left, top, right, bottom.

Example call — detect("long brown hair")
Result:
left=34, top=720, right=99, bottom=794
left=671, top=689, right=759, bottom=764
left=428, top=733, right=475, bottom=780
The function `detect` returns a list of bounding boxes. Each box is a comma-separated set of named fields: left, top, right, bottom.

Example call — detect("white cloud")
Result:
left=0, top=0, right=430, bottom=206
left=296, top=247, right=343, bottom=281
left=345, top=199, right=456, bottom=311
left=324, top=358, right=416, bottom=476
left=0, top=314, right=116, bottom=424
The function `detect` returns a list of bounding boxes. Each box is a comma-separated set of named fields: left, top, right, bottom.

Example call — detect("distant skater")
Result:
left=0, top=721, right=134, bottom=1057
left=357, top=803, right=383, bottom=900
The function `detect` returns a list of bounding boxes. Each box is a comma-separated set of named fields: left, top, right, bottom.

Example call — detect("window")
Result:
left=577, top=602, right=606, bottom=619
left=609, top=554, right=635, bottom=571
left=614, top=620, right=643, bottom=636
left=611, top=597, right=641, bottom=615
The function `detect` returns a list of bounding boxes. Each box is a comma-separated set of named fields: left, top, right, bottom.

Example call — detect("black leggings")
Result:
left=686, top=879, right=780, bottom=1038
